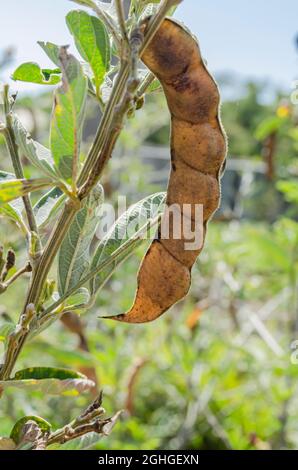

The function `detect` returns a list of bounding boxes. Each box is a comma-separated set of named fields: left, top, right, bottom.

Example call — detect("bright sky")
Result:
left=0, top=0, right=297, bottom=94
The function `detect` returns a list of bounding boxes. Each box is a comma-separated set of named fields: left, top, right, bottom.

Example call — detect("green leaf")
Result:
left=58, top=185, right=103, bottom=295
left=10, top=416, right=51, bottom=444
left=0, top=367, right=94, bottom=396
left=90, top=192, right=165, bottom=295
left=0, top=178, right=54, bottom=205
left=66, top=10, right=110, bottom=96
left=12, top=115, right=57, bottom=179
left=38, top=41, right=60, bottom=67
left=64, top=287, right=91, bottom=309
left=14, top=367, right=83, bottom=380
left=0, top=171, right=26, bottom=232
left=52, top=287, right=90, bottom=311
left=0, top=203, right=26, bottom=232
left=12, top=62, right=61, bottom=85
left=50, top=47, right=88, bottom=182
left=33, top=187, right=65, bottom=228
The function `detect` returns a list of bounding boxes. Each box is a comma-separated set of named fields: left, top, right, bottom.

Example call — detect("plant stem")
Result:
left=77, top=61, right=130, bottom=188
left=0, top=304, right=35, bottom=380
left=115, top=0, right=129, bottom=47
left=2, top=85, right=41, bottom=251
left=137, top=72, right=156, bottom=97
left=0, top=202, right=77, bottom=380
left=46, top=411, right=121, bottom=447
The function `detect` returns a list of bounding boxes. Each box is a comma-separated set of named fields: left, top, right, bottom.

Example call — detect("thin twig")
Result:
left=0, top=304, right=35, bottom=380
left=2, top=85, right=41, bottom=254
left=115, top=0, right=129, bottom=47
left=46, top=399, right=121, bottom=447
left=0, top=249, right=15, bottom=282
left=0, top=262, right=32, bottom=293
left=137, top=72, right=156, bottom=97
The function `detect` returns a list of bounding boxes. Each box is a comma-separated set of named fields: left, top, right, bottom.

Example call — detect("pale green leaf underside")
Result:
left=12, top=115, right=57, bottom=179
left=90, top=192, right=166, bottom=295
left=0, top=171, right=26, bottom=230
left=0, top=203, right=25, bottom=231
left=64, top=287, right=90, bottom=308
left=52, top=287, right=90, bottom=310
left=33, top=187, right=65, bottom=228
left=0, top=378, right=94, bottom=396
left=0, top=367, right=94, bottom=396
left=58, top=185, right=104, bottom=295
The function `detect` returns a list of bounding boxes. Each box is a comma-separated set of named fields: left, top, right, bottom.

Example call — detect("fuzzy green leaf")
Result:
left=58, top=185, right=103, bottom=295
left=50, top=47, right=88, bottom=182
left=90, top=192, right=165, bottom=295
left=52, top=287, right=90, bottom=310
left=0, top=367, right=94, bottom=396
left=0, top=171, right=26, bottom=231
left=38, top=41, right=60, bottom=67
left=66, top=10, right=110, bottom=96
left=12, top=115, right=57, bottom=179
left=64, top=287, right=90, bottom=309
left=0, top=203, right=25, bottom=232
left=0, top=178, right=53, bottom=205
left=33, top=187, right=65, bottom=228
left=12, top=62, right=61, bottom=85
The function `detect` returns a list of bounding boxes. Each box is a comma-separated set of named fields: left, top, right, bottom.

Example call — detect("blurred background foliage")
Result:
left=0, top=26, right=298, bottom=450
